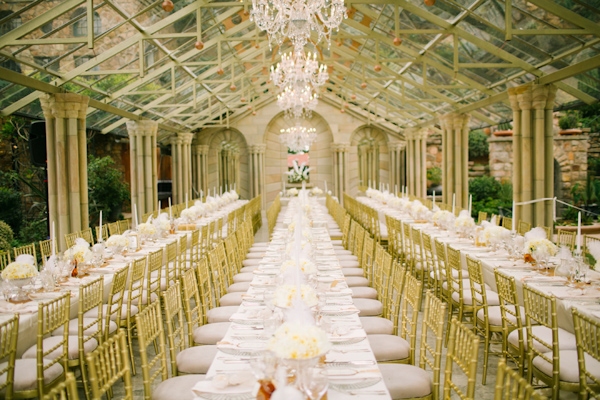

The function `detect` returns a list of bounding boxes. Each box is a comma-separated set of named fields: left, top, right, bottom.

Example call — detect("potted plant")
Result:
left=493, top=122, right=513, bottom=136
left=558, top=114, right=582, bottom=135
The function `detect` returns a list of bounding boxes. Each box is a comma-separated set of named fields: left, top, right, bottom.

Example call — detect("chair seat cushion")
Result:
left=0, top=358, right=63, bottom=393
left=207, top=306, right=239, bottom=324
left=245, top=252, right=264, bottom=259
left=232, top=273, right=254, bottom=283
left=193, top=322, right=231, bottom=345
left=360, top=317, right=394, bottom=335
left=342, top=268, right=364, bottom=277
left=219, top=292, right=244, bottom=307
left=338, top=255, right=358, bottom=262
left=340, top=260, right=360, bottom=268
left=351, top=287, right=378, bottom=299
left=227, top=282, right=251, bottom=293
left=331, top=240, right=343, bottom=246
left=52, top=318, right=117, bottom=337
left=239, top=266, right=257, bottom=273
left=508, top=326, right=577, bottom=353
left=242, top=259, right=261, bottom=267
left=378, top=363, right=433, bottom=399
left=176, top=346, right=218, bottom=374
left=451, top=289, right=500, bottom=307
left=533, top=350, right=600, bottom=384
left=22, top=336, right=98, bottom=360
left=368, top=335, right=410, bottom=362
left=354, top=298, right=383, bottom=316
left=84, top=304, right=138, bottom=321
left=478, top=305, right=526, bottom=327
left=152, top=374, right=206, bottom=400
left=346, top=277, right=370, bottom=287
left=335, top=249, right=353, bottom=256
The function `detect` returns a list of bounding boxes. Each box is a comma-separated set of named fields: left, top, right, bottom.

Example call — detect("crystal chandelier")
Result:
left=270, top=47, right=329, bottom=91
left=280, top=123, right=317, bottom=152
left=250, top=0, right=347, bottom=49
left=276, top=82, right=318, bottom=119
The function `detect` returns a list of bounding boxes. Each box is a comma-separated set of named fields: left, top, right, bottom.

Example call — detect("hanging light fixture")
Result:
left=280, top=123, right=317, bottom=151
left=276, top=82, right=318, bottom=120
left=270, top=46, right=329, bottom=92
left=250, top=0, right=347, bottom=49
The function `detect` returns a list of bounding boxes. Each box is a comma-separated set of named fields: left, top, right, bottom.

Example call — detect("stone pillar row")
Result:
left=126, top=120, right=158, bottom=222
left=170, top=132, right=194, bottom=204
left=249, top=144, right=266, bottom=207
left=405, top=128, right=428, bottom=199
left=388, top=142, right=406, bottom=195
left=193, top=144, right=209, bottom=197
left=332, top=143, right=349, bottom=203
left=509, top=84, right=557, bottom=227
left=440, top=113, right=470, bottom=209
left=41, top=93, right=90, bottom=251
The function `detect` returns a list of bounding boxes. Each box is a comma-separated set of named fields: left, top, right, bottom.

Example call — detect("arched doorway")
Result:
left=205, top=129, right=250, bottom=199
left=263, top=112, right=333, bottom=207
left=348, top=125, right=389, bottom=196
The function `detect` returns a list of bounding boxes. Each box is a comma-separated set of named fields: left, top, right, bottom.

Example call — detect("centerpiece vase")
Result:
left=7, top=277, right=32, bottom=303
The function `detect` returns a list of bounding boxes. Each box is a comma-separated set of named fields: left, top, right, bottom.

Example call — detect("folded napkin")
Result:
left=0, top=300, right=38, bottom=313
left=535, top=285, right=600, bottom=300
left=28, top=291, right=69, bottom=300
left=321, top=305, right=360, bottom=315
left=59, top=276, right=96, bottom=287
left=87, top=264, right=124, bottom=274
left=192, top=374, right=255, bottom=397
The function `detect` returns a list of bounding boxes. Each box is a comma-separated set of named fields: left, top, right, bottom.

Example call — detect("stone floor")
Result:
left=74, top=213, right=577, bottom=399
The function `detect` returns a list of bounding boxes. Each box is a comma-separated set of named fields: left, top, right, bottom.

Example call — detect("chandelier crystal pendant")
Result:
left=280, top=123, right=317, bottom=151
left=250, top=0, right=347, bottom=49
left=276, top=82, right=319, bottom=120
left=270, top=47, right=329, bottom=91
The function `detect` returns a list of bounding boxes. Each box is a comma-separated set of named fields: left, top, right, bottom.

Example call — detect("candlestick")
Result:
left=200, top=189, right=203, bottom=200
left=99, top=210, right=103, bottom=243
left=185, top=193, right=188, bottom=209
left=433, top=191, right=436, bottom=207
left=452, top=193, right=456, bottom=215
left=133, top=203, right=138, bottom=228
left=469, top=194, right=472, bottom=216
left=51, top=221, right=56, bottom=256
left=169, top=197, right=172, bottom=220
left=577, top=212, right=582, bottom=253
left=512, top=201, right=516, bottom=231
left=395, top=185, right=398, bottom=195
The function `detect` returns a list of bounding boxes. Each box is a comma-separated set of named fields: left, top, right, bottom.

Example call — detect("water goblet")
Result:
left=300, top=366, right=329, bottom=400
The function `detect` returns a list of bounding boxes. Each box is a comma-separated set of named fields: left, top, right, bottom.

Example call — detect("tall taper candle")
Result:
left=99, top=210, right=103, bottom=242
left=577, top=212, right=582, bottom=254
left=133, top=203, right=138, bottom=228
left=512, top=201, right=516, bottom=231
left=168, top=197, right=172, bottom=220
left=185, top=192, right=188, bottom=209
left=452, top=193, right=456, bottom=214
left=433, top=191, right=436, bottom=207
left=200, top=190, right=203, bottom=200
left=51, top=221, right=56, bottom=256
left=469, top=194, right=472, bottom=216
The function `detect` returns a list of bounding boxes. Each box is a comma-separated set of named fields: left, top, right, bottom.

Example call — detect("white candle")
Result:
left=387, top=183, right=390, bottom=192
left=577, top=212, right=582, bottom=254
left=325, top=181, right=328, bottom=193
left=512, top=201, right=516, bottom=231
left=51, top=221, right=56, bottom=256
left=168, top=197, right=172, bottom=220
left=158, top=201, right=161, bottom=212
left=133, top=203, right=138, bottom=228
left=200, top=189, right=203, bottom=200
left=99, top=210, right=103, bottom=242
left=185, top=192, right=188, bottom=208
left=433, top=191, right=436, bottom=206
left=469, top=195, right=472, bottom=216
left=452, top=193, right=456, bottom=214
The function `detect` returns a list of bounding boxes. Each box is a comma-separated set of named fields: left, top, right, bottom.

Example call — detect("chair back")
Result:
left=227, top=211, right=236, bottom=236
left=466, top=256, right=488, bottom=321
left=477, top=211, right=488, bottom=224
left=186, top=229, right=200, bottom=270
left=146, top=248, right=164, bottom=305
left=162, top=282, right=186, bottom=376
left=164, top=241, right=178, bottom=290
left=400, top=272, right=423, bottom=365
left=385, top=215, right=396, bottom=257
left=502, top=216, right=513, bottom=230
left=379, top=251, right=393, bottom=315
left=80, top=227, right=94, bottom=245
left=419, top=291, right=447, bottom=400
left=572, top=308, right=600, bottom=399
left=86, top=330, right=133, bottom=400
left=118, top=220, right=130, bottom=233
left=340, top=213, right=351, bottom=248
left=371, top=243, right=385, bottom=293
left=518, top=220, right=532, bottom=235
left=216, top=217, right=224, bottom=241
left=65, top=232, right=79, bottom=249
left=195, top=257, right=214, bottom=320
left=95, top=226, right=109, bottom=242
left=494, top=270, right=525, bottom=372
left=445, top=246, right=465, bottom=302
left=127, top=257, right=147, bottom=313
left=584, top=235, right=600, bottom=258
left=494, top=359, right=545, bottom=400
left=78, top=278, right=105, bottom=373
left=354, top=225, right=365, bottom=268
left=0, top=316, right=18, bottom=398
left=556, top=228, right=576, bottom=250
left=387, top=263, right=407, bottom=335
left=107, top=222, right=120, bottom=236
left=13, top=243, right=37, bottom=267
left=41, top=372, right=79, bottom=400
left=200, top=224, right=210, bottom=258
left=0, top=250, right=12, bottom=270
left=181, top=268, right=204, bottom=347
left=207, top=247, right=227, bottom=304
left=135, top=301, right=169, bottom=400
left=538, top=226, right=552, bottom=240
left=347, top=220, right=357, bottom=254
left=443, top=318, right=480, bottom=400
left=361, top=235, right=374, bottom=281
left=422, top=233, right=438, bottom=295
left=103, top=266, right=129, bottom=340
left=39, top=239, right=56, bottom=264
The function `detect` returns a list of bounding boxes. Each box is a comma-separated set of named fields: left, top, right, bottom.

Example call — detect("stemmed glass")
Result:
left=300, top=366, right=329, bottom=400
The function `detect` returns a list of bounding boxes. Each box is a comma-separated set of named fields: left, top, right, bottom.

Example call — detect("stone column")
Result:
left=388, top=142, right=406, bottom=195
left=508, top=84, right=557, bottom=227
left=126, top=120, right=158, bottom=222
left=197, top=145, right=209, bottom=196
left=249, top=144, right=266, bottom=203
left=332, top=143, right=349, bottom=201
left=170, top=133, right=194, bottom=204
left=40, top=93, right=90, bottom=251
left=405, top=129, right=428, bottom=198
left=440, top=113, right=470, bottom=208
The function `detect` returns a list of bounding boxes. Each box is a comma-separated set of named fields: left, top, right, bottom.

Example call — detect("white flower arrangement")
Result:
left=311, top=187, right=323, bottom=196
left=180, top=208, right=197, bottom=222
left=478, top=225, right=511, bottom=245
left=231, top=190, right=239, bottom=200
left=455, top=215, right=476, bottom=229
left=64, top=243, right=93, bottom=264
left=280, top=260, right=317, bottom=275
left=273, top=284, right=318, bottom=308
left=106, top=234, right=130, bottom=248
left=287, top=188, right=299, bottom=197
left=1, top=255, right=38, bottom=280
left=137, top=223, right=157, bottom=236
left=153, top=214, right=171, bottom=232
left=365, top=188, right=376, bottom=198
left=302, top=229, right=312, bottom=242
left=524, top=238, right=558, bottom=259
left=267, top=322, right=330, bottom=359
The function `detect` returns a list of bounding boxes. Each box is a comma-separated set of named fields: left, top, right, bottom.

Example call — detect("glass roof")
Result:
left=0, top=0, right=598, bottom=140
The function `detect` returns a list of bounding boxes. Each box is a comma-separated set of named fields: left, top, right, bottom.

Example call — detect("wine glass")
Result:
left=300, top=366, right=329, bottom=400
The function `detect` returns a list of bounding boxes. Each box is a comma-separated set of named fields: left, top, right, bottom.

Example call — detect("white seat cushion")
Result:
left=52, top=318, right=117, bottom=337
left=0, top=358, right=63, bottom=392
left=451, top=289, right=499, bottom=307
left=239, top=266, right=257, bottom=273
left=336, top=249, right=353, bottom=256
left=227, top=282, right=251, bottom=293
left=351, top=287, right=378, bottom=299
left=22, top=336, right=98, bottom=360
left=354, top=298, right=383, bottom=316
left=346, top=277, right=370, bottom=287
left=534, top=350, right=600, bottom=384
left=508, top=326, right=577, bottom=353
left=219, top=293, right=244, bottom=307
left=207, top=306, right=238, bottom=323
left=378, top=363, right=433, bottom=399
left=360, top=317, right=394, bottom=335
left=477, top=305, right=526, bottom=327
left=368, top=335, right=410, bottom=362
left=176, top=346, right=218, bottom=374
left=84, top=304, right=138, bottom=321
left=152, top=374, right=206, bottom=400
left=338, top=255, right=358, bottom=262
left=232, top=273, right=254, bottom=283
left=342, top=268, right=364, bottom=277
left=193, top=322, right=230, bottom=345
left=242, top=259, right=261, bottom=267
left=245, top=252, right=264, bottom=259
left=340, top=260, right=360, bottom=268
left=331, top=240, right=343, bottom=246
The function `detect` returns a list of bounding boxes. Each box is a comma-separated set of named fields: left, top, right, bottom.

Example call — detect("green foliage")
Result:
left=589, top=157, right=600, bottom=178
left=0, top=221, right=14, bottom=252
left=0, top=187, right=23, bottom=233
left=469, top=176, right=513, bottom=218
left=558, top=114, right=579, bottom=130
left=88, top=156, right=130, bottom=224
left=427, top=167, right=442, bottom=186
left=468, top=129, right=489, bottom=159
left=498, top=122, right=512, bottom=131
left=18, top=219, right=48, bottom=246
left=579, top=103, right=600, bottom=136
left=563, top=176, right=600, bottom=223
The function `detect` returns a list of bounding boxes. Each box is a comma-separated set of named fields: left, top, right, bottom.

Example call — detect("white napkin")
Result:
left=0, top=300, right=38, bottom=313
left=192, top=375, right=255, bottom=396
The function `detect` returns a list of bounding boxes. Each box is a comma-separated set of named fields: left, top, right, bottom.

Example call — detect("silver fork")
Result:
left=331, top=348, right=371, bottom=354
left=346, top=390, right=387, bottom=395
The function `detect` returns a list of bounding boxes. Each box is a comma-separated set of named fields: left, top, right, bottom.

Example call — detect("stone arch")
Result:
left=205, top=128, right=250, bottom=199
left=347, top=125, right=390, bottom=196
left=263, top=111, right=333, bottom=207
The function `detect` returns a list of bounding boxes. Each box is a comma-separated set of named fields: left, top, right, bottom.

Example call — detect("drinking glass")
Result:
left=300, top=366, right=329, bottom=400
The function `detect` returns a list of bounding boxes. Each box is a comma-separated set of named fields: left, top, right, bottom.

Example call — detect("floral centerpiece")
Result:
left=311, top=187, right=323, bottom=196
left=478, top=225, right=511, bottom=246
left=455, top=211, right=476, bottom=237
left=281, top=260, right=317, bottom=275
left=180, top=208, right=198, bottom=223
left=524, top=238, right=558, bottom=262
left=1, top=255, right=38, bottom=302
left=267, top=322, right=330, bottom=360
left=64, top=240, right=93, bottom=264
left=273, top=284, right=318, bottom=308
left=106, top=234, right=130, bottom=253
left=287, top=188, right=299, bottom=197
left=137, top=223, right=156, bottom=236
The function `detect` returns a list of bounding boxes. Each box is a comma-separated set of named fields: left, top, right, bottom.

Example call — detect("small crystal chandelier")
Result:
left=270, top=47, right=329, bottom=91
left=280, top=123, right=317, bottom=151
left=276, top=82, right=318, bottom=119
left=250, top=0, right=347, bottom=49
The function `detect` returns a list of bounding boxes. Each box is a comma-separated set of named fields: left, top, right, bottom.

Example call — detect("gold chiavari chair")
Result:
left=86, top=330, right=133, bottom=400
left=477, top=211, right=488, bottom=224
left=433, top=238, right=450, bottom=303
left=161, top=241, right=178, bottom=291
left=556, top=228, right=576, bottom=251
left=443, top=318, right=480, bottom=400
left=584, top=234, right=600, bottom=259
left=64, top=232, right=79, bottom=249
left=122, top=257, right=147, bottom=375
left=80, top=227, right=94, bottom=245
left=518, top=220, right=532, bottom=235
left=41, top=372, right=79, bottom=400
left=142, top=212, right=153, bottom=223
left=502, top=216, right=513, bottom=230
left=208, top=220, right=217, bottom=249
left=422, top=233, right=440, bottom=299
left=183, top=229, right=199, bottom=271
left=13, top=243, right=37, bottom=267
left=94, top=226, right=109, bottom=243
left=385, top=215, right=397, bottom=258
left=146, top=248, right=164, bottom=305
left=107, top=222, right=120, bottom=236
left=445, top=246, right=473, bottom=344
left=216, top=217, right=223, bottom=241
left=411, top=226, right=429, bottom=289
left=572, top=308, right=600, bottom=399
left=118, top=220, right=130, bottom=233
left=16, top=294, right=70, bottom=399
left=523, top=286, right=578, bottom=400
left=195, top=257, right=216, bottom=317
left=167, top=275, right=217, bottom=375
left=538, top=225, right=552, bottom=240
left=1, top=249, right=12, bottom=270
left=0, top=315, right=18, bottom=399
left=135, top=300, right=204, bottom=400
left=491, top=214, right=502, bottom=226
left=38, top=239, right=56, bottom=265
left=466, top=255, right=501, bottom=384
left=227, top=211, right=236, bottom=237
left=494, top=359, right=545, bottom=400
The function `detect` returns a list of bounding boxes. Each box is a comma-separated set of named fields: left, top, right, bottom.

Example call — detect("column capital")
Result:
left=509, top=83, right=558, bottom=112
left=169, top=135, right=184, bottom=146
left=388, top=142, right=406, bottom=151
left=40, top=93, right=89, bottom=120
left=126, top=120, right=158, bottom=137
left=440, top=113, right=470, bottom=130
left=404, top=128, right=418, bottom=140
left=331, top=142, right=350, bottom=152
left=178, top=132, right=195, bottom=146
left=249, top=143, right=266, bottom=154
